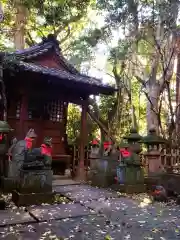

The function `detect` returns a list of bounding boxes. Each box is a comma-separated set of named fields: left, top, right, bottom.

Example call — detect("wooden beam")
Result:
left=19, top=94, right=28, bottom=139
left=75, top=98, right=88, bottom=181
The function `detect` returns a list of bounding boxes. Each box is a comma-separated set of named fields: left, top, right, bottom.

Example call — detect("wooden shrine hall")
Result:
left=1, top=34, right=115, bottom=178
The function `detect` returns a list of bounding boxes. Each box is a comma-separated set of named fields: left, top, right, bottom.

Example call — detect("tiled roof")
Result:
left=7, top=35, right=79, bottom=75
left=4, top=34, right=116, bottom=95
left=12, top=60, right=115, bottom=95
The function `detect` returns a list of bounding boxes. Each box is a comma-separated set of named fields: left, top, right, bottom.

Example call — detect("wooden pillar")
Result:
left=19, top=94, right=28, bottom=139
left=76, top=98, right=88, bottom=181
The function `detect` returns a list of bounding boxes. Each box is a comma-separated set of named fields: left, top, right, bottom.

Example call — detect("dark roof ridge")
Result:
left=6, top=34, right=79, bottom=74
left=8, top=60, right=116, bottom=95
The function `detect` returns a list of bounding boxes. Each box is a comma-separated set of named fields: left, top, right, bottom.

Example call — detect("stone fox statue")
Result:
left=8, top=129, right=37, bottom=178
left=151, top=185, right=168, bottom=202
left=40, top=137, right=52, bottom=166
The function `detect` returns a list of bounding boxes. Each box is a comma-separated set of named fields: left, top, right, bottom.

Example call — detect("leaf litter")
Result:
left=0, top=187, right=180, bottom=239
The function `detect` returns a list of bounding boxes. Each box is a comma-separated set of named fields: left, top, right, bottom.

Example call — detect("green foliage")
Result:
left=66, top=104, right=98, bottom=144
left=1, top=0, right=178, bottom=141
left=79, top=0, right=180, bottom=138
left=67, top=38, right=95, bottom=69
left=0, top=0, right=94, bottom=50
left=104, top=235, right=112, bottom=240
left=66, top=104, right=81, bottom=144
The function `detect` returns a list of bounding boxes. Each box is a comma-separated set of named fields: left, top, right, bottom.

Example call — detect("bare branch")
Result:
left=59, top=25, right=71, bottom=44
left=54, top=14, right=84, bottom=37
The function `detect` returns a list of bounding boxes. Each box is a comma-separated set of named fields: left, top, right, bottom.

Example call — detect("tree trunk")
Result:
left=87, top=109, right=115, bottom=143
left=146, top=82, right=160, bottom=133
left=0, top=56, right=7, bottom=121
left=176, top=52, right=180, bottom=136
left=14, top=2, right=28, bottom=50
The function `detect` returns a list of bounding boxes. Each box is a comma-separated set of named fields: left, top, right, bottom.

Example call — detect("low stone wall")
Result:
left=160, top=173, right=180, bottom=194
left=145, top=173, right=180, bottom=194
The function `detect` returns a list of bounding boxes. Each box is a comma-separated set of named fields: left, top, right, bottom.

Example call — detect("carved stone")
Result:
left=115, top=142, right=146, bottom=193
left=89, top=155, right=119, bottom=188
left=11, top=135, right=54, bottom=206
left=18, top=169, right=53, bottom=193
left=8, top=129, right=37, bottom=179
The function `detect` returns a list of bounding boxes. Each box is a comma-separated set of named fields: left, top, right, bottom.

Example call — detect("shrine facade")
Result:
left=1, top=34, right=115, bottom=177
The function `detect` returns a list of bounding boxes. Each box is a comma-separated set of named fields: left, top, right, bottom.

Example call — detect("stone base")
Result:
left=90, top=174, right=115, bottom=188
left=0, top=177, right=18, bottom=193
left=12, top=190, right=54, bottom=207
left=0, top=199, right=6, bottom=210
left=18, top=169, right=53, bottom=193
left=111, top=183, right=146, bottom=194
left=144, top=176, right=161, bottom=191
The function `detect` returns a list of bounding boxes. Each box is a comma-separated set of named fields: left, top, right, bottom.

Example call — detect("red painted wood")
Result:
left=76, top=99, right=88, bottom=179
left=6, top=48, right=76, bottom=160
left=28, top=52, right=67, bottom=71
left=19, top=94, right=28, bottom=139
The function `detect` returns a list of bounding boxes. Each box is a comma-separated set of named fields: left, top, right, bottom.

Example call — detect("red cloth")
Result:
left=120, top=148, right=131, bottom=157
left=92, top=139, right=98, bottom=145
left=153, top=190, right=161, bottom=195
left=0, top=134, right=3, bottom=140
left=103, top=141, right=112, bottom=149
left=41, top=144, right=52, bottom=156
left=25, top=137, right=33, bottom=149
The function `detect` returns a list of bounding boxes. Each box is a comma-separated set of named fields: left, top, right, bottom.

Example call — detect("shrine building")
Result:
left=1, top=34, right=116, bottom=177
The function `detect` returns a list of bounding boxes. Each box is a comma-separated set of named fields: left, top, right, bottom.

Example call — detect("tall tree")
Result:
left=77, top=0, right=180, bottom=138
left=1, top=0, right=94, bottom=49
left=14, top=0, right=28, bottom=49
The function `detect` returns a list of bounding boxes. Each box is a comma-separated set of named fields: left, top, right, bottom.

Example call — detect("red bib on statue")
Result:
left=25, top=137, right=33, bottom=149
left=41, top=144, right=52, bottom=156
left=103, top=141, right=112, bottom=149
left=120, top=148, right=131, bottom=157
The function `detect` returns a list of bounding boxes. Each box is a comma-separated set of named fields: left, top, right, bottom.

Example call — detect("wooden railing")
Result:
left=69, top=145, right=180, bottom=174
left=160, top=148, right=180, bottom=173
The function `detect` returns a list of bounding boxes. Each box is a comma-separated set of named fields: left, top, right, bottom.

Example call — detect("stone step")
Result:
left=52, top=179, right=80, bottom=186
left=0, top=209, right=36, bottom=227
left=53, top=184, right=118, bottom=202
left=27, top=203, right=96, bottom=222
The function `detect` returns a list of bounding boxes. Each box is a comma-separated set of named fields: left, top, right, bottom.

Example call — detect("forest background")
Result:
left=1, top=0, right=180, bottom=146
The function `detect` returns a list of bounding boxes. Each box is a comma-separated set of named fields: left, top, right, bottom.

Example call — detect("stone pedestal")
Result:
left=12, top=169, right=54, bottom=206
left=0, top=157, right=19, bottom=193
left=89, top=156, right=119, bottom=188
left=143, top=151, right=163, bottom=191
left=144, top=150, right=162, bottom=175
left=89, top=158, right=99, bottom=170
left=0, top=176, right=18, bottom=193
left=115, top=163, right=146, bottom=193
left=112, top=183, right=146, bottom=194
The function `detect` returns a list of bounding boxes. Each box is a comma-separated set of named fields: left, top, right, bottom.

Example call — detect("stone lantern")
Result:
left=123, top=128, right=142, bottom=154
left=140, top=128, right=166, bottom=176
left=0, top=121, right=13, bottom=176
left=116, top=138, right=145, bottom=194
